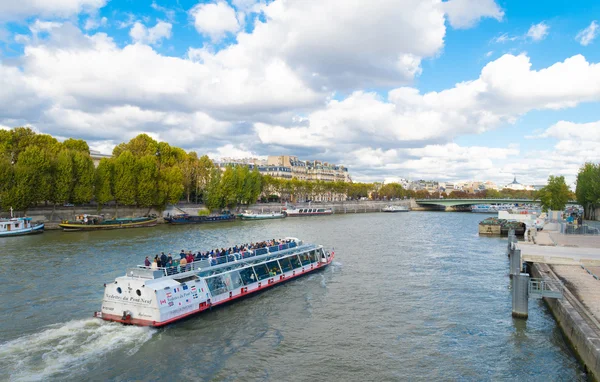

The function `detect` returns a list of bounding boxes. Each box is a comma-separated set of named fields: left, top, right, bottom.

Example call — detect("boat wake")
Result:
left=0, top=318, right=155, bottom=381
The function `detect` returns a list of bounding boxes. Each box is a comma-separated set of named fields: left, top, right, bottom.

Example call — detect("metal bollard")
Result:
left=512, top=273, right=530, bottom=319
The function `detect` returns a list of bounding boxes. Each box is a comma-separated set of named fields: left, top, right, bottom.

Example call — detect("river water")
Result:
left=0, top=212, right=587, bottom=381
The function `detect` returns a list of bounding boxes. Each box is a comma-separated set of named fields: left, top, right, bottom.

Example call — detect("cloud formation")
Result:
left=576, top=21, right=599, bottom=46
left=527, top=22, right=549, bottom=41
left=130, top=20, right=172, bottom=45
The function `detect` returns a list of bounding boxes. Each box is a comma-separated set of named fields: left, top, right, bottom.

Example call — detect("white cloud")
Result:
left=190, top=1, right=240, bottom=42
left=443, top=0, right=503, bottom=29
left=492, top=33, right=518, bottom=44
left=130, top=20, right=172, bottom=45
left=539, top=120, right=600, bottom=141
left=527, top=22, right=549, bottom=41
left=0, top=0, right=105, bottom=21
left=84, top=16, right=107, bottom=31
left=576, top=21, right=599, bottom=46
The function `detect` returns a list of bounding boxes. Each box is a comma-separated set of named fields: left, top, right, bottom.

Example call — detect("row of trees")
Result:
left=0, top=128, right=95, bottom=212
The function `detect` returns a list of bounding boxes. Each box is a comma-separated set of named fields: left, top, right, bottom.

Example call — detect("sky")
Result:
left=0, top=0, right=599, bottom=187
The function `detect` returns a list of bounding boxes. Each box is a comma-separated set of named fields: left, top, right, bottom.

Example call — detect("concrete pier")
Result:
left=516, top=226, right=600, bottom=379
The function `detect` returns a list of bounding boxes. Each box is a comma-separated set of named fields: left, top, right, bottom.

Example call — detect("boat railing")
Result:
left=135, top=241, right=299, bottom=277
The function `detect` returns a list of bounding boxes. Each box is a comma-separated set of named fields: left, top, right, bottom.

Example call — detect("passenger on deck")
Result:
left=151, top=259, right=158, bottom=269
left=180, top=250, right=186, bottom=260
left=160, top=252, right=168, bottom=267
left=144, top=256, right=151, bottom=267
left=179, top=257, right=187, bottom=272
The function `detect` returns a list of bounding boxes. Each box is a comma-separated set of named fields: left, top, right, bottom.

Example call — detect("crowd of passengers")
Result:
left=143, top=239, right=294, bottom=274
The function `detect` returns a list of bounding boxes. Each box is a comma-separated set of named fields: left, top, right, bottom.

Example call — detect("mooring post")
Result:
left=512, top=272, right=530, bottom=319
left=510, top=248, right=522, bottom=276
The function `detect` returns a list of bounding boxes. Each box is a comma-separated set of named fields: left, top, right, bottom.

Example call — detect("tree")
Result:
left=204, top=167, right=223, bottom=210
left=62, top=138, right=90, bottom=153
left=0, top=156, right=14, bottom=211
left=220, top=166, right=238, bottom=208
left=196, top=155, right=215, bottom=203
left=51, top=149, right=73, bottom=205
left=113, top=151, right=137, bottom=206
left=537, top=175, right=570, bottom=212
left=10, top=146, right=52, bottom=211
left=181, top=152, right=198, bottom=203
left=136, top=155, right=158, bottom=208
left=113, top=133, right=158, bottom=158
left=71, top=151, right=95, bottom=204
left=576, top=163, right=600, bottom=220
left=95, top=158, right=113, bottom=208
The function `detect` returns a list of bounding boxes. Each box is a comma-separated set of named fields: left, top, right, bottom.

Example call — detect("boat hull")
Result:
left=97, top=253, right=334, bottom=327
left=0, top=223, right=44, bottom=237
left=164, top=215, right=236, bottom=224
left=285, top=212, right=333, bottom=217
left=241, top=213, right=285, bottom=220
left=59, top=219, right=157, bottom=231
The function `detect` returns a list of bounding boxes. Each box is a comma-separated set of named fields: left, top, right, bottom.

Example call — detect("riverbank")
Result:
left=520, top=229, right=600, bottom=380
left=1, top=199, right=448, bottom=229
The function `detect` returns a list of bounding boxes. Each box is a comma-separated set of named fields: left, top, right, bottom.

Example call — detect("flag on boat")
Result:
left=160, top=299, right=166, bottom=305
left=166, top=292, right=172, bottom=298
left=183, top=284, right=188, bottom=290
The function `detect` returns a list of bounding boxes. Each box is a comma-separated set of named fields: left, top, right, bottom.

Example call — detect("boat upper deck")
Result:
left=127, top=240, right=321, bottom=281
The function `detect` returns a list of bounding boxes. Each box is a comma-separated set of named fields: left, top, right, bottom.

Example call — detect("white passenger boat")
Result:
left=0, top=217, right=44, bottom=237
left=283, top=207, right=333, bottom=216
left=94, top=238, right=334, bottom=327
left=382, top=205, right=409, bottom=212
left=471, top=204, right=513, bottom=213
left=240, top=211, right=285, bottom=220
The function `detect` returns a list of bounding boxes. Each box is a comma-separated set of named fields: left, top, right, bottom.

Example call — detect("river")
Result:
left=0, top=212, right=587, bottom=381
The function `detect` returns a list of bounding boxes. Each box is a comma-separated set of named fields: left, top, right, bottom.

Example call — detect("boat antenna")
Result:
left=10, top=206, right=13, bottom=218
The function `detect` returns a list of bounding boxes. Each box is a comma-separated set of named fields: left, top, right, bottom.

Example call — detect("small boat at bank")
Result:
left=164, top=213, right=236, bottom=224
left=0, top=217, right=44, bottom=237
left=240, top=211, right=285, bottom=220
left=382, top=205, right=409, bottom=212
left=59, top=215, right=157, bottom=231
left=94, top=238, right=334, bottom=327
left=282, top=207, right=333, bottom=217
left=478, top=217, right=526, bottom=236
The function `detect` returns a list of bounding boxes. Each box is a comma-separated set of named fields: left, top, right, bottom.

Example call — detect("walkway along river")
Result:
left=0, top=212, right=587, bottom=381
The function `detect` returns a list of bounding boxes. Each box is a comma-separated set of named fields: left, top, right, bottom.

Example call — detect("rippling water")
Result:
left=0, top=212, right=587, bottom=381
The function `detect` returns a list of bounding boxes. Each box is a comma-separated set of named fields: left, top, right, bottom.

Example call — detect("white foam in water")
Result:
left=320, top=274, right=327, bottom=288
left=0, top=318, right=155, bottom=381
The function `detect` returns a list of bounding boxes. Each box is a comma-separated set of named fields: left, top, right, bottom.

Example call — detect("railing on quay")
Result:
left=560, top=223, right=600, bottom=235
left=133, top=241, right=300, bottom=278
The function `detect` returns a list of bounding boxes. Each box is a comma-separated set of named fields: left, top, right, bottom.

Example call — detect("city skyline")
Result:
left=0, top=0, right=599, bottom=186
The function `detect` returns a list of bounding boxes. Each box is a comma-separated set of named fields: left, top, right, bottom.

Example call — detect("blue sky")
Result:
left=0, top=0, right=599, bottom=185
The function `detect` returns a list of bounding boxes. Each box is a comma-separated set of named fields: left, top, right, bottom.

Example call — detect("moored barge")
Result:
left=59, top=215, right=157, bottom=231
left=164, top=213, right=236, bottom=224
left=94, top=238, right=334, bottom=327
left=0, top=217, right=44, bottom=237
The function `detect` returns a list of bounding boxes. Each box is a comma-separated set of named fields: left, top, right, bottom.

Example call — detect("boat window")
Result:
left=221, top=271, right=244, bottom=291
left=252, top=264, right=270, bottom=280
left=266, top=260, right=282, bottom=276
left=318, top=209, right=324, bottom=212
left=239, top=267, right=257, bottom=285
left=319, top=248, right=326, bottom=259
left=299, top=252, right=311, bottom=266
left=308, top=250, right=318, bottom=263
left=290, top=255, right=302, bottom=269
left=278, top=257, right=293, bottom=272
left=206, top=276, right=228, bottom=296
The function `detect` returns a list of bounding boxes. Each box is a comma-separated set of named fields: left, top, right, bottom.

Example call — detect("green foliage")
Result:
left=10, top=146, right=52, bottom=211
left=113, top=133, right=158, bottom=158
left=62, top=138, right=90, bottom=153
left=537, top=175, right=570, bottom=212
left=157, top=165, right=184, bottom=209
left=204, top=167, right=223, bottom=211
left=220, top=166, right=238, bottom=208
left=136, top=155, right=159, bottom=208
left=51, top=149, right=73, bottom=204
left=197, top=208, right=210, bottom=216
left=71, top=151, right=95, bottom=204
left=113, top=151, right=137, bottom=206
left=0, top=156, right=14, bottom=211
left=576, top=163, right=600, bottom=220
left=94, top=158, right=113, bottom=207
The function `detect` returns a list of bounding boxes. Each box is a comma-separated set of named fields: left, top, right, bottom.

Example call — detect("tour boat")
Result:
left=282, top=207, right=333, bottom=217
left=240, top=211, right=285, bottom=220
left=164, top=213, right=236, bottom=224
left=0, top=217, right=44, bottom=237
left=382, top=205, right=409, bottom=212
left=59, top=215, right=157, bottom=231
left=94, top=238, right=334, bottom=327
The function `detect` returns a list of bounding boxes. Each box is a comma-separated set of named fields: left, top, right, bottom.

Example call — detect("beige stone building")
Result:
left=267, top=156, right=351, bottom=183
